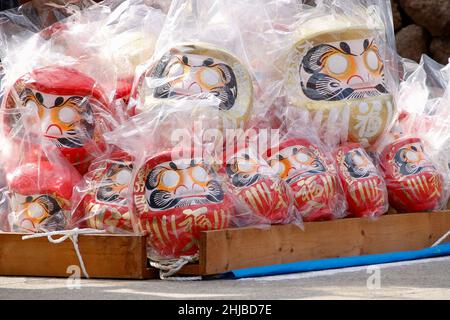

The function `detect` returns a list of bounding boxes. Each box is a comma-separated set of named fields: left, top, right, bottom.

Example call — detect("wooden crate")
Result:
left=0, top=233, right=156, bottom=279
left=179, top=211, right=450, bottom=276
left=0, top=211, right=449, bottom=279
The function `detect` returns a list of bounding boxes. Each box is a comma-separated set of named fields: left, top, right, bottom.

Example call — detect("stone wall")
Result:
left=394, top=0, right=450, bottom=64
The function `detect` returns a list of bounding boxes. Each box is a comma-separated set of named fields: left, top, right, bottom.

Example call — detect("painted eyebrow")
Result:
left=361, top=39, right=375, bottom=55
left=319, top=44, right=357, bottom=65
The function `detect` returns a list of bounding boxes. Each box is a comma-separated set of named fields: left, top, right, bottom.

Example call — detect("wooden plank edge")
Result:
left=180, top=211, right=450, bottom=276
left=0, top=233, right=158, bottom=280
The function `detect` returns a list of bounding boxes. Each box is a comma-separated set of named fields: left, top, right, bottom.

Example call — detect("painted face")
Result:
left=268, top=145, right=326, bottom=185
left=393, top=141, right=434, bottom=176
left=226, top=151, right=266, bottom=188
left=344, top=148, right=378, bottom=179
left=300, top=38, right=387, bottom=101
left=153, top=53, right=238, bottom=110
left=19, top=88, right=95, bottom=149
left=144, top=158, right=224, bottom=211
left=95, top=161, right=133, bottom=205
left=11, top=193, right=66, bottom=232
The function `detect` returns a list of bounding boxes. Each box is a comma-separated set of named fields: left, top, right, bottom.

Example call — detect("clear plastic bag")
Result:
left=334, top=142, right=388, bottom=218
left=223, top=134, right=299, bottom=226
left=262, top=108, right=348, bottom=222
left=376, top=55, right=450, bottom=213
left=105, top=99, right=247, bottom=259
left=378, top=135, right=447, bottom=213
left=0, top=107, right=82, bottom=233
left=0, top=1, right=126, bottom=174
left=268, top=0, right=399, bottom=148
left=70, top=148, right=135, bottom=234
left=128, top=0, right=255, bottom=129
left=1, top=65, right=118, bottom=175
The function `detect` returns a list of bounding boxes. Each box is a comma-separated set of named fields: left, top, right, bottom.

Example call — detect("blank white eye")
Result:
left=327, top=54, right=349, bottom=75
left=295, top=152, right=309, bottom=163
left=406, top=151, right=419, bottom=162
left=26, top=101, right=38, bottom=114
left=115, top=169, right=132, bottom=185
left=58, top=107, right=76, bottom=124
left=354, top=155, right=365, bottom=166
left=271, top=160, right=285, bottom=176
left=28, top=203, right=45, bottom=219
left=161, top=170, right=180, bottom=188
left=200, top=69, right=221, bottom=87
left=192, top=166, right=208, bottom=183
left=167, top=63, right=184, bottom=78
left=238, top=160, right=255, bottom=173
left=366, top=50, right=379, bottom=71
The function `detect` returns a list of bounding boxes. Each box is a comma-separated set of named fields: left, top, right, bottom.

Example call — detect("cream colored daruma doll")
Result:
left=134, top=43, right=253, bottom=128
left=285, top=14, right=395, bottom=147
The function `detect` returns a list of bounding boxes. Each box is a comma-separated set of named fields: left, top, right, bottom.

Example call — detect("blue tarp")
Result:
left=227, top=242, right=450, bottom=279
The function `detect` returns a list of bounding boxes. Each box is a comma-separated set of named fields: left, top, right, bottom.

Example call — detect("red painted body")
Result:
left=380, top=137, right=444, bottom=212
left=266, top=138, right=342, bottom=222
left=133, top=150, right=233, bottom=258
left=335, top=143, right=388, bottom=217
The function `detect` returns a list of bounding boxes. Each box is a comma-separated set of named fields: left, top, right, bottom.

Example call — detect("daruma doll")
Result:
left=7, top=160, right=80, bottom=233
left=285, top=14, right=395, bottom=147
left=379, top=137, right=445, bottom=212
left=133, top=150, right=233, bottom=258
left=81, top=151, right=134, bottom=233
left=334, top=143, right=388, bottom=217
left=2, top=66, right=110, bottom=174
left=134, top=42, right=253, bottom=127
left=225, top=147, right=292, bottom=224
left=266, top=138, right=342, bottom=222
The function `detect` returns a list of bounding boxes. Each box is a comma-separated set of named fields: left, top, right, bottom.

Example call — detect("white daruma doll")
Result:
left=133, top=43, right=253, bottom=127
left=285, top=13, right=395, bottom=147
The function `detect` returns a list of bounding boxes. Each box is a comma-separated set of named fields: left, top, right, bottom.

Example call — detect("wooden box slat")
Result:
left=1, top=212, right=449, bottom=279
left=0, top=233, right=157, bottom=279
left=180, top=212, right=450, bottom=276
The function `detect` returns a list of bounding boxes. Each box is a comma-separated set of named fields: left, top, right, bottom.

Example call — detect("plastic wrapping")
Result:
left=105, top=100, right=243, bottom=259
left=2, top=0, right=166, bottom=108
left=334, top=143, right=388, bottom=218
left=290, top=1, right=397, bottom=147
left=375, top=55, right=450, bottom=213
left=1, top=66, right=116, bottom=175
left=223, top=139, right=298, bottom=226
left=378, top=135, right=446, bottom=213
left=262, top=109, right=347, bottom=222
left=239, top=0, right=398, bottom=148
left=0, top=0, right=137, bottom=174
left=129, top=0, right=254, bottom=128
left=0, top=107, right=81, bottom=233
left=133, top=147, right=234, bottom=258
left=80, top=0, right=167, bottom=103
left=70, top=149, right=134, bottom=233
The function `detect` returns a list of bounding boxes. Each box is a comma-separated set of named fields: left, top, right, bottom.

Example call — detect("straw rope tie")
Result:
left=149, top=254, right=201, bottom=280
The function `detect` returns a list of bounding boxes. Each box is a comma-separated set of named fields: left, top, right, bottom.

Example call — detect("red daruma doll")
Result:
left=133, top=150, right=233, bottom=258
left=266, top=138, right=344, bottom=222
left=1, top=66, right=110, bottom=174
left=225, top=147, right=292, bottom=224
left=335, top=143, right=388, bottom=217
left=7, top=160, right=81, bottom=233
left=79, top=151, right=134, bottom=233
left=379, top=137, right=445, bottom=212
